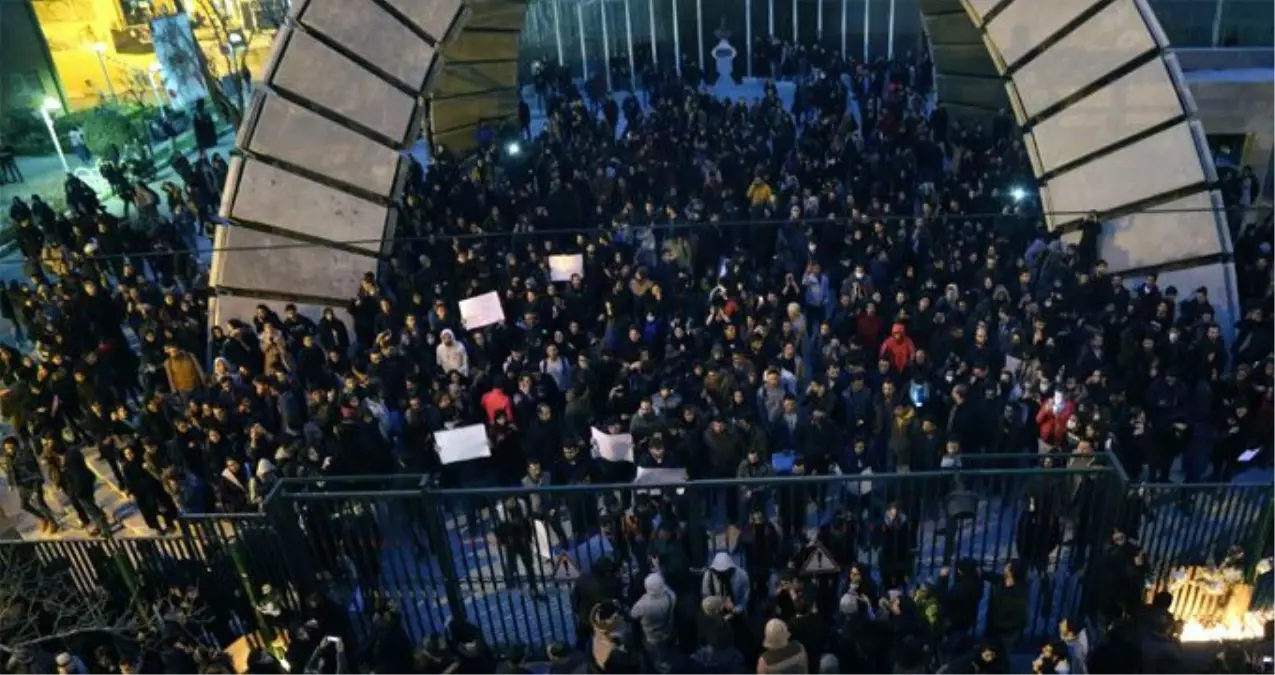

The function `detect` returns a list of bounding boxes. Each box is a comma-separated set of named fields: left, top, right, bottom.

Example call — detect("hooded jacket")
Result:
left=700, top=553, right=750, bottom=613
left=879, top=323, right=917, bottom=373
left=435, top=330, right=469, bottom=375
left=630, top=573, right=677, bottom=646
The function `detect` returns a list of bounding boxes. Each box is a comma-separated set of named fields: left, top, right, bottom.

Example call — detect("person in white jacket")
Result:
left=436, top=329, right=469, bottom=376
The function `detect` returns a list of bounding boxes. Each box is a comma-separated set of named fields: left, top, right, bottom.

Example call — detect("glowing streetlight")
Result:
left=88, top=41, right=117, bottom=102
left=39, top=97, right=69, bottom=173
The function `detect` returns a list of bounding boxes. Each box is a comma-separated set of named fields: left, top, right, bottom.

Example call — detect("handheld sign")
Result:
left=458, top=291, right=505, bottom=330
left=533, top=519, right=557, bottom=560
left=633, top=467, right=685, bottom=485
left=591, top=428, right=635, bottom=463
left=435, top=424, right=491, bottom=465
left=633, top=466, right=687, bottom=496
left=799, top=541, right=841, bottom=576
left=548, top=254, right=584, bottom=282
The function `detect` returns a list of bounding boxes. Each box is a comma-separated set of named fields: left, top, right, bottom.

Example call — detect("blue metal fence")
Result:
left=5, top=453, right=1271, bottom=653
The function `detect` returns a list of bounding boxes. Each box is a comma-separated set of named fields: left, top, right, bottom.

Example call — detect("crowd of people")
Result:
left=0, top=28, right=1270, bottom=675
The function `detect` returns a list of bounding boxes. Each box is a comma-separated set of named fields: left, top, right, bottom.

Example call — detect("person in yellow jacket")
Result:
left=163, top=344, right=204, bottom=405
left=747, top=176, right=773, bottom=207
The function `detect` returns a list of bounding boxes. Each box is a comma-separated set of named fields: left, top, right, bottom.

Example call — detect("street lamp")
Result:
left=39, top=97, right=69, bottom=173
left=227, top=30, right=245, bottom=69
left=89, top=42, right=117, bottom=102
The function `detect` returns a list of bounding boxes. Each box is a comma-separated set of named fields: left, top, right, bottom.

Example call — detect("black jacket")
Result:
left=3, top=445, right=43, bottom=488
left=938, top=566, right=983, bottom=633
left=984, top=577, right=1028, bottom=637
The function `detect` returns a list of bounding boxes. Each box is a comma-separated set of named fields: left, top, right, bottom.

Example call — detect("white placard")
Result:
left=591, top=428, right=635, bottom=463
left=634, top=467, right=686, bottom=485
left=1238, top=447, right=1262, bottom=463
left=435, top=424, right=491, bottom=465
left=549, top=254, right=584, bottom=282
left=533, top=519, right=555, bottom=560
left=458, top=291, right=505, bottom=330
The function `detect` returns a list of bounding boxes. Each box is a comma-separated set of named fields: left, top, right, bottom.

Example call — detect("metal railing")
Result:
left=4, top=454, right=1271, bottom=652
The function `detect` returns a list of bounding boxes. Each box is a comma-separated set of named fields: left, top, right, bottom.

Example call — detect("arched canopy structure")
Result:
left=211, top=0, right=1239, bottom=332
left=210, top=0, right=524, bottom=328
left=923, top=0, right=1238, bottom=328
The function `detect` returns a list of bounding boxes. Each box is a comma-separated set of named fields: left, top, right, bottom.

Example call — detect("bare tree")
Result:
left=0, top=545, right=145, bottom=653
left=187, top=0, right=288, bottom=127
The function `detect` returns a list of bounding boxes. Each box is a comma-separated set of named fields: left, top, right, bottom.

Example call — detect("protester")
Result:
left=0, top=36, right=1269, bottom=674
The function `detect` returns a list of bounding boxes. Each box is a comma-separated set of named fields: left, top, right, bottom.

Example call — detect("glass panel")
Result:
left=893, top=0, right=924, bottom=61
left=797, top=0, right=820, bottom=47
left=748, top=0, right=770, bottom=74
left=695, top=0, right=711, bottom=74
left=1219, top=0, right=1275, bottom=46
left=844, top=0, right=867, bottom=61
left=818, top=0, right=841, bottom=52
left=519, top=0, right=561, bottom=80
left=653, top=0, right=678, bottom=68
left=673, top=0, right=696, bottom=67
left=1147, top=0, right=1216, bottom=47
left=868, top=0, right=890, bottom=59
left=774, top=0, right=795, bottom=42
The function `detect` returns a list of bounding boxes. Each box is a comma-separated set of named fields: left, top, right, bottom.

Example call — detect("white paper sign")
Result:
left=458, top=291, right=505, bottom=330
left=1238, top=447, right=1262, bottom=463
left=591, top=428, right=635, bottom=463
left=533, top=519, right=556, bottom=560
left=634, top=467, right=686, bottom=485
left=549, top=254, right=584, bottom=282
left=435, top=424, right=491, bottom=465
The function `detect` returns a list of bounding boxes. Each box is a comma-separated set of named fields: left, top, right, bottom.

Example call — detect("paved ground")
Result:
left=0, top=83, right=1245, bottom=674
left=0, top=130, right=232, bottom=541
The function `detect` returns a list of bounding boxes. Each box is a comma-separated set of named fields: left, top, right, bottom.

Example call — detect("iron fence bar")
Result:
left=422, top=488, right=468, bottom=627
left=1245, top=499, right=1274, bottom=580
left=429, top=467, right=1120, bottom=499
left=8, top=461, right=1271, bottom=650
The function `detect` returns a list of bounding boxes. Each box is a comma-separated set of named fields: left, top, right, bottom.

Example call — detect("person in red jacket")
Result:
left=1035, top=390, right=1075, bottom=451
left=879, top=323, right=916, bottom=373
left=481, top=379, right=514, bottom=423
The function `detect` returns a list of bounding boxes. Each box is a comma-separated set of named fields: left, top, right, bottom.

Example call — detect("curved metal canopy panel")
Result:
left=211, top=0, right=1238, bottom=335
left=922, top=0, right=1239, bottom=331
left=210, top=0, right=523, bottom=329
